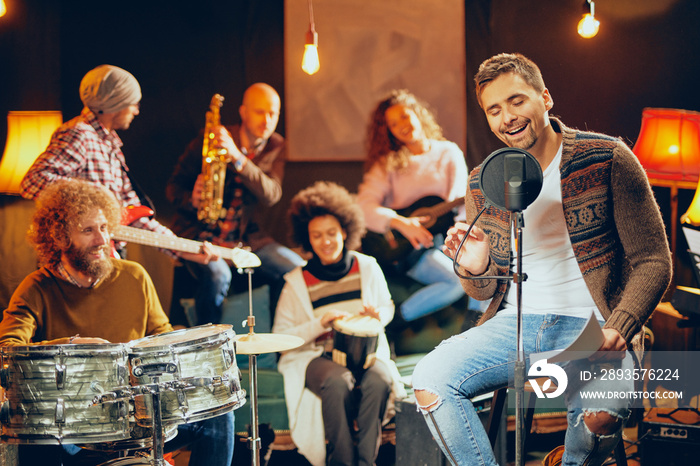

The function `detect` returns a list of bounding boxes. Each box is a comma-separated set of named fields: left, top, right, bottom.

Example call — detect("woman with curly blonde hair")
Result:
left=357, top=89, right=468, bottom=322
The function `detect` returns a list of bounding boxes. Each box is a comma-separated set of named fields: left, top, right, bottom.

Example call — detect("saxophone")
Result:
left=197, top=94, right=228, bottom=225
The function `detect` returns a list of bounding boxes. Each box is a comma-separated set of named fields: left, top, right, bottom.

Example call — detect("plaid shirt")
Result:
left=21, top=108, right=172, bottom=237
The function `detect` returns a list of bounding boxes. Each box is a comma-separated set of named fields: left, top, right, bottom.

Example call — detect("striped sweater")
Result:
left=461, top=118, right=672, bottom=346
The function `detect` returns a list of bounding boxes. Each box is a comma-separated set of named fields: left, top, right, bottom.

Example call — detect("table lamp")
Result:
left=0, top=111, right=62, bottom=194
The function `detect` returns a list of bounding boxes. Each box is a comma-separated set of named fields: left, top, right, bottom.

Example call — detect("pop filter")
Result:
left=478, top=148, right=543, bottom=212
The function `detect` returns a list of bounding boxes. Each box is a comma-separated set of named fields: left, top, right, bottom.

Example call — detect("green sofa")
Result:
left=202, top=276, right=481, bottom=444
left=181, top=274, right=566, bottom=460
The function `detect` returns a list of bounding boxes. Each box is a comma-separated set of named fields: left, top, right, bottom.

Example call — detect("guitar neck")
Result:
left=430, top=197, right=465, bottom=218
left=401, top=196, right=465, bottom=220
left=113, top=225, right=261, bottom=268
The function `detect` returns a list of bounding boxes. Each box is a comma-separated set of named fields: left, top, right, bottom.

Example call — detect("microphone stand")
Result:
left=455, top=207, right=528, bottom=466
left=511, top=211, right=526, bottom=466
left=506, top=151, right=528, bottom=466
left=456, top=148, right=540, bottom=466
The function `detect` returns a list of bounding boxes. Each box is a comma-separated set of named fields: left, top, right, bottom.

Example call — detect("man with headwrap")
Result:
left=20, top=64, right=215, bottom=265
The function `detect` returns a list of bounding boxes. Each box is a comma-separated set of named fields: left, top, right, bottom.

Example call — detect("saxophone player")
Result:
left=167, top=83, right=304, bottom=326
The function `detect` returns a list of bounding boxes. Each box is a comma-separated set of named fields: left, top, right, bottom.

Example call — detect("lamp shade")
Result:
left=682, top=188, right=700, bottom=225
left=0, top=111, right=63, bottom=194
left=632, top=108, right=700, bottom=182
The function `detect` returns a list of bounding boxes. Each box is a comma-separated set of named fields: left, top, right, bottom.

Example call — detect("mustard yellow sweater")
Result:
left=0, top=258, right=172, bottom=346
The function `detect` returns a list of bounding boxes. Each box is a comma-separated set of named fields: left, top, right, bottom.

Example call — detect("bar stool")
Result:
left=486, top=378, right=629, bottom=465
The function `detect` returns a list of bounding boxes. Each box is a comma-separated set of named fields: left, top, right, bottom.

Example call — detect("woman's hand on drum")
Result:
left=360, top=305, right=380, bottom=320
left=320, top=310, right=350, bottom=328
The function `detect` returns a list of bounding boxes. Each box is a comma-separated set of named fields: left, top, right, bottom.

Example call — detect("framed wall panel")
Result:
left=284, top=0, right=466, bottom=161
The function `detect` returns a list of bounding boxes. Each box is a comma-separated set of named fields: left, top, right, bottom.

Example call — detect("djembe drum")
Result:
left=331, top=315, right=382, bottom=373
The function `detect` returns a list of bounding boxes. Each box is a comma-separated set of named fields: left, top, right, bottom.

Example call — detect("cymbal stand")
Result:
left=239, top=267, right=261, bottom=466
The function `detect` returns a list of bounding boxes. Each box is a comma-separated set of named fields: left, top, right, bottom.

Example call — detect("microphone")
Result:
left=478, top=148, right=543, bottom=213
left=453, top=148, right=543, bottom=280
left=505, top=152, right=527, bottom=212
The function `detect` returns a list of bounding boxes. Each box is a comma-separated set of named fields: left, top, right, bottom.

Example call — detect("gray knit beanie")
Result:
left=79, top=65, right=141, bottom=114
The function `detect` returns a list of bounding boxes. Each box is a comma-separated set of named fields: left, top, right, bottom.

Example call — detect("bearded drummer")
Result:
left=0, top=179, right=235, bottom=466
left=272, top=181, right=406, bottom=466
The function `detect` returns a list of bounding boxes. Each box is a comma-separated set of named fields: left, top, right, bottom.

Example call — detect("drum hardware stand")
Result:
left=234, top=268, right=304, bottom=466
left=239, top=267, right=263, bottom=466
left=92, top=367, right=174, bottom=466
left=234, top=267, right=304, bottom=466
left=131, top=361, right=178, bottom=466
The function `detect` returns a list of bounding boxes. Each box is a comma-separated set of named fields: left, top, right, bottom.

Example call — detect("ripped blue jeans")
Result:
left=411, top=313, right=633, bottom=466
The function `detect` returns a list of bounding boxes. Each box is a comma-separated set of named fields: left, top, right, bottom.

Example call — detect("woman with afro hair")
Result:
left=272, top=181, right=404, bottom=466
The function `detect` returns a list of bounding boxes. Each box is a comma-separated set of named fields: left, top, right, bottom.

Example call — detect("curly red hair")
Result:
left=28, top=179, right=122, bottom=268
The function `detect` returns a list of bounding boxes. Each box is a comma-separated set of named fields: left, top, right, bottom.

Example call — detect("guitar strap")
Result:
left=216, top=185, right=245, bottom=245
left=212, top=145, right=257, bottom=246
left=118, top=151, right=157, bottom=215
left=128, top=175, right=157, bottom=215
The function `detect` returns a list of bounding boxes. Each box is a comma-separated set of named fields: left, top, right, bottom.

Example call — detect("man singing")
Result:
left=412, top=53, right=671, bottom=466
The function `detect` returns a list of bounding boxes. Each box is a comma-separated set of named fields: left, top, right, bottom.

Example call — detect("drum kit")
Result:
left=0, top=262, right=304, bottom=466
left=0, top=325, right=246, bottom=466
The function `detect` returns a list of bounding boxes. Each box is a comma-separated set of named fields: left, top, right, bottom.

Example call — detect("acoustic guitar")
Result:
left=361, top=195, right=464, bottom=267
left=112, top=206, right=261, bottom=268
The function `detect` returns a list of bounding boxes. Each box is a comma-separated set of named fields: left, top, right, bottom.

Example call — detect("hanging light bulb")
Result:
left=578, top=0, right=600, bottom=39
left=302, top=33, right=319, bottom=75
left=0, top=0, right=7, bottom=18
left=301, top=0, right=320, bottom=75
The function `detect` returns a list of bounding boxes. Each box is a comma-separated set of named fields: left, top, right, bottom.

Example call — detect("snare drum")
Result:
left=331, top=315, right=383, bottom=373
left=0, top=344, right=131, bottom=444
left=128, top=324, right=246, bottom=426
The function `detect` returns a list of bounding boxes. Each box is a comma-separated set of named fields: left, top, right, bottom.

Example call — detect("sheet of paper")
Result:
left=531, top=310, right=604, bottom=363
left=683, top=227, right=700, bottom=254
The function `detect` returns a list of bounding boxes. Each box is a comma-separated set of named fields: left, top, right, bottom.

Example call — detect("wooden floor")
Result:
left=173, top=425, right=642, bottom=465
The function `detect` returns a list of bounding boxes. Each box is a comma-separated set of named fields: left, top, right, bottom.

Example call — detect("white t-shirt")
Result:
left=500, top=144, right=603, bottom=321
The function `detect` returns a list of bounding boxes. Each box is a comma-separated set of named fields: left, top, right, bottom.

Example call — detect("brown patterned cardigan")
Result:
left=460, top=118, right=672, bottom=350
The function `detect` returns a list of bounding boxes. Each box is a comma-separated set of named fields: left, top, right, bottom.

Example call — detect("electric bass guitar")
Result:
left=112, top=206, right=261, bottom=268
left=361, top=195, right=464, bottom=266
